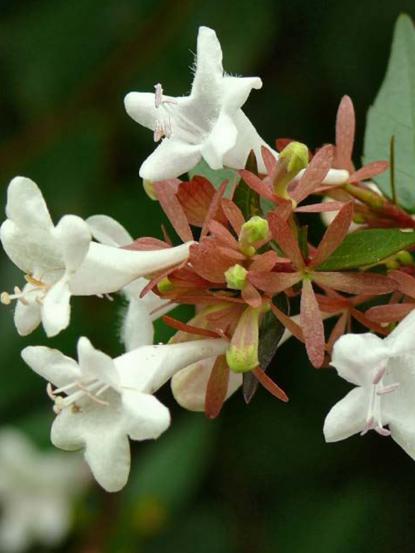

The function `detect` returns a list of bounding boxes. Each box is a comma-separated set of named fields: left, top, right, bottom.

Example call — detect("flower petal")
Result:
left=21, top=345, right=81, bottom=388
left=54, top=215, right=91, bottom=272
left=222, top=76, right=262, bottom=110
left=121, top=299, right=155, bottom=351
left=86, top=215, right=133, bottom=247
left=201, top=111, right=237, bottom=169
left=191, top=26, right=223, bottom=103
left=385, top=308, right=415, bottom=356
left=124, top=92, right=159, bottom=131
left=122, top=392, right=170, bottom=440
left=5, top=176, right=53, bottom=230
left=323, top=386, right=369, bottom=442
left=51, top=395, right=131, bottom=492
left=139, top=138, right=201, bottom=181
left=13, top=285, right=42, bottom=336
left=42, top=277, right=71, bottom=337
left=331, top=333, right=388, bottom=386
left=171, top=357, right=242, bottom=411
left=77, top=337, right=120, bottom=389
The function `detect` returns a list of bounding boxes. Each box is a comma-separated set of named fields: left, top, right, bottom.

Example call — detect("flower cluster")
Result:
left=3, top=25, right=415, bottom=494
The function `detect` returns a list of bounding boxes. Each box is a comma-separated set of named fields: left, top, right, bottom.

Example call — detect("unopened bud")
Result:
left=239, top=217, right=269, bottom=253
left=143, top=179, right=158, bottom=201
left=279, top=141, right=309, bottom=174
left=157, top=277, right=174, bottom=293
left=226, top=307, right=260, bottom=373
left=397, top=250, right=414, bottom=266
left=225, top=264, right=248, bottom=290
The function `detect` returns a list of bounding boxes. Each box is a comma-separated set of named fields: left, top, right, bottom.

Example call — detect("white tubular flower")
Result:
left=124, top=26, right=348, bottom=185
left=21, top=336, right=227, bottom=492
left=0, top=428, right=87, bottom=553
left=0, top=177, right=192, bottom=337
left=87, top=214, right=175, bottom=350
left=124, top=26, right=268, bottom=180
left=324, top=309, right=415, bottom=459
left=171, top=326, right=293, bottom=411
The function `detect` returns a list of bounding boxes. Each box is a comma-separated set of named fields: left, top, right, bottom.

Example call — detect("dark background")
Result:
left=0, top=1, right=414, bottom=552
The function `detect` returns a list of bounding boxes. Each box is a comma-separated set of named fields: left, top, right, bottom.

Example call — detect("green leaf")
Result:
left=233, top=153, right=261, bottom=220
left=188, top=159, right=237, bottom=191
left=363, top=14, right=415, bottom=211
left=317, top=228, right=415, bottom=270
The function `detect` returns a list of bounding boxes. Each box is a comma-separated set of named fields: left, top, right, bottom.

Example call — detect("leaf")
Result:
left=233, top=153, right=262, bottom=220
left=363, top=14, right=415, bottom=211
left=188, top=159, right=237, bottom=192
left=317, top=228, right=415, bottom=270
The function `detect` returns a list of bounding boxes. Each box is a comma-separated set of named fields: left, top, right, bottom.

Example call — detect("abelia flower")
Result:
left=21, top=335, right=227, bottom=492
left=0, top=428, right=87, bottom=553
left=125, top=26, right=268, bottom=181
left=0, top=177, right=192, bottom=337
left=324, top=309, right=415, bottom=460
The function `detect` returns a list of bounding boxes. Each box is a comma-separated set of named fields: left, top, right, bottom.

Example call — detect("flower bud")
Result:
left=397, top=250, right=414, bottom=266
left=157, top=277, right=174, bottom=293
left=226, top=306, right=260, bottom=373
left=274, top=142, right=309, bottom=197
left=239, top=216, right=269, bottom=256
left=225, top=264, right=248, bottom=290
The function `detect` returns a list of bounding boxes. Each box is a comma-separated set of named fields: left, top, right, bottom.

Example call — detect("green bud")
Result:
left=143, top=179, right=158, bottom=201
left=397, top=250, right=414, bottom=266
left=226, top=306, right=261, bottom=373
left=239, top=216, right=269, bottom=248
left=385, top=258, right=400, bottom=270
left=279, top=142, right=309, bottom=174
left=225, top=264, right=248, bottom=290
left=157, top=277, right=174, bottom=293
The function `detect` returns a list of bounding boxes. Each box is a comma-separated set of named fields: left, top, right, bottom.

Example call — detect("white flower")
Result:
left=87, top=214, right=175, bottom=350
left=0, top=428, right=87, bottom=553
left=324, top=309, right=415, bottom=459
left=1, top=177, right=192, bottom=337
left=124, top=26, right=268, bottom=180
left=21, top=335, right=227, bottom=492
left=124, top=27, right=349, bottom=186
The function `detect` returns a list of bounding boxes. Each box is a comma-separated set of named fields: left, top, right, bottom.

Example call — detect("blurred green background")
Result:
left=1, top=1, right=415, bottom=552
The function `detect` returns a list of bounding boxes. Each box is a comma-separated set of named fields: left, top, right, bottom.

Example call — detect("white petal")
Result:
left=124, top=92, right=159, bottom=131
left=139, top=138, right=201, bottom=181
left=54, top=215, right=91, bottom=272
left=222, top=76, right=262, bottom=110
left=123, top=278, right=174, bottom=320
left=323, top=386, right=369, bottom=442
left=121, top=300, right=155, bottom=351
left=122, top=391, right=170, bottom=440
left=70, top=241, right=192, bottom=295
left=171, top=357, right=242, bottom=411
left=222, top=110, right=270, bottom=171
left=331, top=333, right=388, bottom=386
left=51, top=398, right=131, bottom=492
left=385, top=308, right=415, bottom=356
left=86, top=215, right=133, bottom=247
left=13, top=287, right=42, bottom=336
left=5, top=176, right=53, bottom=230
left=201, top=112, right=237, bottom=169
left=191, top=27, right=223, bottom=100
left=42, top=277, right=71, bottom=337
left=116, top=338, right=228, bottom=394
left=21, top=345, right=80, bottom=388
left=0, top=219, right=62, bottom=278
left=77, top=337, right=120, bottom=389
left=383, top=355, right=415, bottom=459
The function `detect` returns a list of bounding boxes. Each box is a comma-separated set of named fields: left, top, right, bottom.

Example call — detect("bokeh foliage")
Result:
left=1, top=1, right=415, bottom=552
